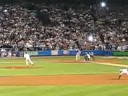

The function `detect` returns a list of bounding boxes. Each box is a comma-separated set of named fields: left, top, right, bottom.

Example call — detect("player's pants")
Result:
left=26, top=58, right=33, bottom=65
left=84, top=56, right=89, bottom=61
left=120, top=71, right=128, bottom=75
left=76, top=55, right=80, bottom=60
left=91, top=56, right=95, bottom=61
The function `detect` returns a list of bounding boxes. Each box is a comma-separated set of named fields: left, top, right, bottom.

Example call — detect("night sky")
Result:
left=0, top=0, right=128, bottom=5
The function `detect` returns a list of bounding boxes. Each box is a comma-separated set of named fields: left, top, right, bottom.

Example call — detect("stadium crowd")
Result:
left=0, top=2, right=128, bottom=55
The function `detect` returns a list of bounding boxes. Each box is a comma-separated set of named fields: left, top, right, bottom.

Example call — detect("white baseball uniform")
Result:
left=24, top=53, right=34, bottom=66
left=76, top=50, right=81, bottom=61
left=119, top=69, right=128, bottom=75
left=86, top=53, right=91, bottom=59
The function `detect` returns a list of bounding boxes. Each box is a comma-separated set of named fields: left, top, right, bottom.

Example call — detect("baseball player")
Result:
left=24, top=52, right=34, bottom=66
left=118, top=68, right=128, bottom=80
left=76, top=50, right=81, bottom=61
left=89, top=51, right=95, bottom=61
left=84, top=52, right=91, bottom=61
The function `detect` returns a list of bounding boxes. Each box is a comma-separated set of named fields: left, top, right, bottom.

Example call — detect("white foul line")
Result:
left=92, top=61, right=128, bottom=68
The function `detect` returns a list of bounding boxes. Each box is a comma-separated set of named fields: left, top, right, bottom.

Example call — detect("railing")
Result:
left=1, top=49, right=128, bottom=57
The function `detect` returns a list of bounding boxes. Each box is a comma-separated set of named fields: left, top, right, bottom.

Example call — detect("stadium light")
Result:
left=100, top=2, right=106, bottom=7
left=3, top=9, right=8, bottom=13
left=88, top=35, right=93, bottom=42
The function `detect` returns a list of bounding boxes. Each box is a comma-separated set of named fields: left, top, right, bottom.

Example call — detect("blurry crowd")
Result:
left=0, top=2, right=128, bottom=55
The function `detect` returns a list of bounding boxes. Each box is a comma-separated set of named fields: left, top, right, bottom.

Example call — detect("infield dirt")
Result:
left=0, top=58, right=128, bottom=86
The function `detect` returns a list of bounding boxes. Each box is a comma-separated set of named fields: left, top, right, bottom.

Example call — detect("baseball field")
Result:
left=0, top=56, right=128, bottom=96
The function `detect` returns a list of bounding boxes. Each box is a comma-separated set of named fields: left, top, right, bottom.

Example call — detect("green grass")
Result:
left=0, top=56, right=121, bottom=76
left=0, top=56, right=128, bottom=96
left=0, top=85, right=128, bottom=96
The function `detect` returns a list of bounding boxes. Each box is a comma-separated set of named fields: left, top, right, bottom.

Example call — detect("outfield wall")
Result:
left=17, top=50, right=128, bottom=57
left=26, top=50, right=112, bottom=56
left=112, top=51, right=128, bottom=56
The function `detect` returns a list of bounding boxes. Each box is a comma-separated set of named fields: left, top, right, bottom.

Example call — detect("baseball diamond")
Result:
left=0, top=0, right=128, bottom=96
left=0, top=56, right=128, bottom=86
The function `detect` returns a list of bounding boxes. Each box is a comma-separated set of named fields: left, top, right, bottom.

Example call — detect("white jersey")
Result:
left=89, top=52, right=94, bottom=56
left=87, top=53, right=90, bottom=59
left=76, top=50, right=81, bottom=56
left=120, top=69, right=128, bottom=75
left=24, top=53, right=30, bottom=59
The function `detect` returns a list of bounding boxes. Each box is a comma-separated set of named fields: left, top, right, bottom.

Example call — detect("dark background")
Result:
left=0, top=0, right=128, bottom=5
left=0, top=0, right=127, bottom=26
